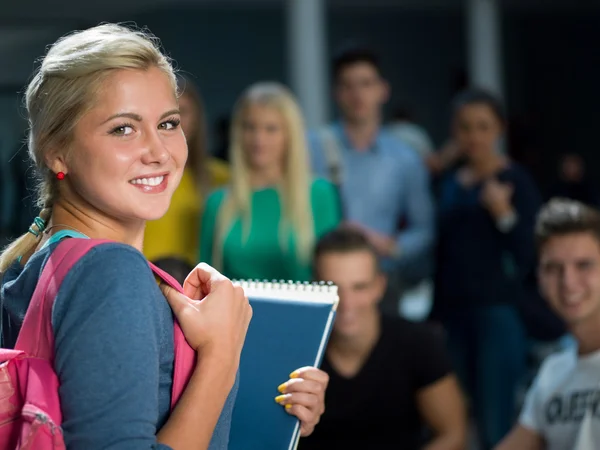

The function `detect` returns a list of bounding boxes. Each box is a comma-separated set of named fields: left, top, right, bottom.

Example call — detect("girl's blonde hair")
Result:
left=0, top=23, right=177, bottom=272
left=213, top=82, right=314, bottom=270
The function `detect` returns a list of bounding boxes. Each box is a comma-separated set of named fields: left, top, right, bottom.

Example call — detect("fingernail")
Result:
left=289, top=371, right=299, bottom=379
left=285, top=404, right=292, bottom=411
left=277, top=383, right=287, bottom=393
left=275, top=395, right=286, bottom=404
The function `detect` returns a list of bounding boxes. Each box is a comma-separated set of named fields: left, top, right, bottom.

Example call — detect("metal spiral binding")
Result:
left=231, top=279, right=339, bottom=308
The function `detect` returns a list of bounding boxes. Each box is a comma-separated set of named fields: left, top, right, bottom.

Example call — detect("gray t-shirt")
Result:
left=520, top=346, right=600, bottom=450
left=1, top=240, right=237, bottom=449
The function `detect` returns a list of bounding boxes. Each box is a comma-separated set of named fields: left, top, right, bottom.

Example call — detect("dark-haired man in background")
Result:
left=300, top=227, right=466, bottom=450
left=308, top=48, right=435, bottom=316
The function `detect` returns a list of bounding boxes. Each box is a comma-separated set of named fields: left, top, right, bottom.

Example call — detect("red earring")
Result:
left=56, top=172, right=65, bottom=180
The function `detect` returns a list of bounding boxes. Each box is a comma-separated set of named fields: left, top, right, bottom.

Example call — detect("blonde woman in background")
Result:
left=144, top=75, right=229, bottom=266
left=200, top=82, right=341, bottom=281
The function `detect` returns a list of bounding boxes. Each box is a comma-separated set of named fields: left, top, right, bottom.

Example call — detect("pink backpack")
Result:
left=0, top=238, right=196, bottom=449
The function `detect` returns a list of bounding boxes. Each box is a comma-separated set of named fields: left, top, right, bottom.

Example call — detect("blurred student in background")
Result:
left=200, top=82, right=340, bottom=281
left=308, top=47, right=435, bottom=316
left=497, top=199, right=600, bottom=450
left=302, top=227, right=466, bottom=450
left=431, top=89, right=542, bottom=449
left=144, top=75, right=229, bottom=266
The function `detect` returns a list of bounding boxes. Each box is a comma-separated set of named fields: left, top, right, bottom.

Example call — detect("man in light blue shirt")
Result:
left=308, top=48, right=435, bottom=314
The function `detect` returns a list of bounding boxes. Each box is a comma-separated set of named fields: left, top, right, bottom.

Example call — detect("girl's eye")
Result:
left=160, top=119, right=181, bottom=130
left=111, top=124, right=134, bottom=136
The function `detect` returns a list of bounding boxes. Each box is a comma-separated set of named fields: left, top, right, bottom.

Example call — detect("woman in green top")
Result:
left=200, top=82, right=341, bottom=281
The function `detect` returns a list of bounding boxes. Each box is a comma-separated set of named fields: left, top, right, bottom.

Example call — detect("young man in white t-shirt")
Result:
left=496, top=198, right=600, bottom=450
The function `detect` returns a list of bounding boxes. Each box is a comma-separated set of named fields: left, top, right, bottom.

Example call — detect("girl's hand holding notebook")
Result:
left=228, top=280, right=338, bottom=450
left=275, top=366, right=329, bottom=437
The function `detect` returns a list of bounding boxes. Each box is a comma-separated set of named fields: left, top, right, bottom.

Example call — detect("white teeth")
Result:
left=130, top=176, right=164, bottom=187
left=563, top=294, right=584, bottom=306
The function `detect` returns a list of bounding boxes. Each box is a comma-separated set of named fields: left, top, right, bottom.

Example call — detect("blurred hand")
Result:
left=160, top=263, right=252, bottom=358
left=425, top=153, right=444, bottom=174
left=427, top=140, right=462, bottom=175
left=274, top=367, right=329, bottom=437
left=480, top=178, right=514, bottom=219
left=440, top=140, right=462, bottom=161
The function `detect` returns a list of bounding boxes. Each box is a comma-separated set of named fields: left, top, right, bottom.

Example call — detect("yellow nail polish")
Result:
left=289, top=371, right=299, bottom=379
left=275, top=395, right=286, bottom=404
left=285, top=404, right=292, bottom=410
left=277, top=383, right=287, bottom=393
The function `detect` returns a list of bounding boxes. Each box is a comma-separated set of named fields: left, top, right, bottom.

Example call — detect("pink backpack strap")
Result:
left=14, top=238, right=111, bottom=360
left=12, top=237, right=194, bottom=412
left=149, top=262, right=196, bottom=409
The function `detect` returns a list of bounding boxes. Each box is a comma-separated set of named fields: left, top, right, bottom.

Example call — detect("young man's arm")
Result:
left=494, top=426, right=544, bottom=450
left=417, top=374, right=467, bottom=450
left=412, top=325, right=467, bottom=450
left=496, top=354, right=547, bottom=450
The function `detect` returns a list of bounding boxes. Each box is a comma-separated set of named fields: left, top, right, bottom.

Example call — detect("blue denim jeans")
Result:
left=441, top=304, right=527, bottom=450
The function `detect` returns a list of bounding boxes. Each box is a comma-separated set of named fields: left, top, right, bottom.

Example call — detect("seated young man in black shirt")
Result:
left=301, top=227, right=467, bottom=450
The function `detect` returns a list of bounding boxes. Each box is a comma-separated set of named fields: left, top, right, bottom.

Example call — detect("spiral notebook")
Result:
left=228, top=280, right=339, bottom=450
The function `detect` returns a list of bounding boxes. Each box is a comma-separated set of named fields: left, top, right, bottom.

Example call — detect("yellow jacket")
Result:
left=143, top=158, right=229, bottom=266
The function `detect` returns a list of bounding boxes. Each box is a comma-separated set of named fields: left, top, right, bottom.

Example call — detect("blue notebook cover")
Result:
left=228, top=281, right=338, bottom=450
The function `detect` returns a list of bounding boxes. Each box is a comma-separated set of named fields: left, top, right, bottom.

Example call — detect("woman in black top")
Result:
left=431, top=89, right=542, bottom=450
